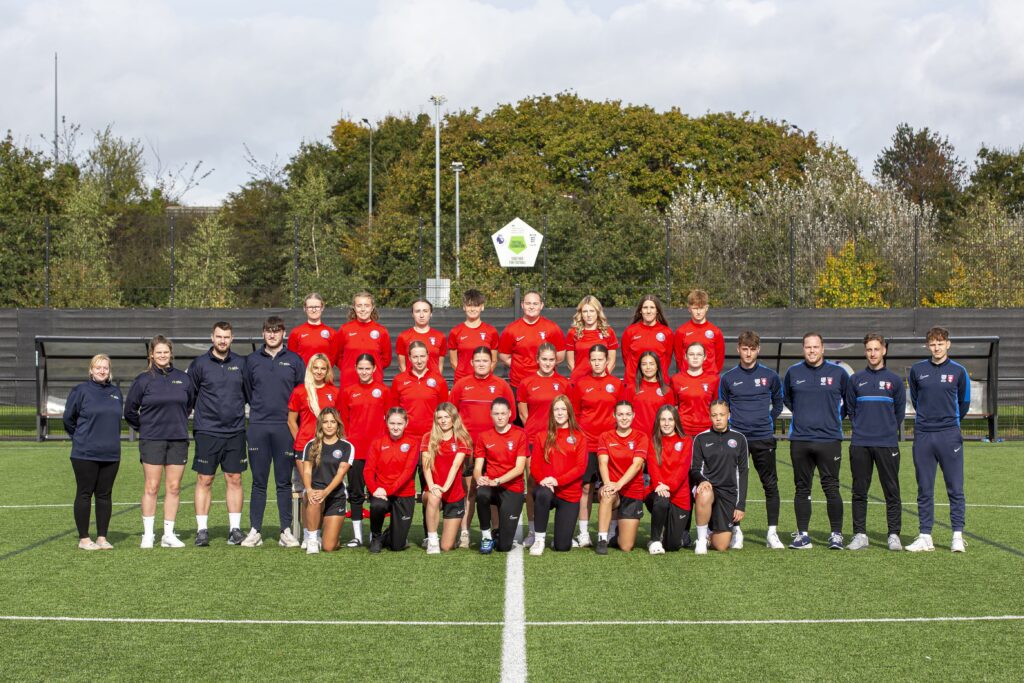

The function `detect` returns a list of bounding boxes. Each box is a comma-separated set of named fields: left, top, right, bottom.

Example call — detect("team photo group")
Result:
left=62, top=287, right=971, bottom=558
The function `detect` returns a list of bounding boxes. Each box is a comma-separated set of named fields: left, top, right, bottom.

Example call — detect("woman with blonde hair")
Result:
left=566, top=295, right=618, bottom=383
left=298, top=408, right=353, bottom=553
left=421, top=403, right=472, bottom=554
left=64, top=354, right=124, bottom=550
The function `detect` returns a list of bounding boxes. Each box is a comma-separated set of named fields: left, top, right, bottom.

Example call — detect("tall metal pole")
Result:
left=913, top=214, right=920, bottom=308
left=429, top=95, right=446, bottom=280
left=44, top=217, right=51, bottom=308
left=451, top=162, right=464, bottom=280
left=53, top=53, right=59, bottom=165
left=361, top=118, right=373, bottom=233
left=293, top=217, right=299, bottom=307
left=169, top=215, right=176, bottom=307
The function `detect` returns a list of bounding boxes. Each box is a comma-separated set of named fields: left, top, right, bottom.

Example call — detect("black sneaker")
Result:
left=227, top=528, right=245, bottom=545
left=596, top=539, right=609, bottom=555
left=194, top=529, right=210, bottom=547
left=369, top=534, right=383, bottom=554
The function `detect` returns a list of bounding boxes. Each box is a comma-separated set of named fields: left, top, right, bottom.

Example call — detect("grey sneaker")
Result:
left=227, top=528, right=245, bottom=545
left=887, top=534, right=903, bottom=551
left=194, top=529, right=209, bottom=547
left=846, top=533, right=870, bottom=550
left=828, top=532, right=844, bottom=550
left=279, top=528, right=300, bottom=548
left=240, top=528, right=263, bottom=547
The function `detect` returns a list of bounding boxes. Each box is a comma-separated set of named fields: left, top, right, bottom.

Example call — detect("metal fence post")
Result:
left=542, top=215, right=548, bottom=302
left=292, top=217, right=299, bottom=307
left=913, top=214, right=920, bottom=307
left=788, top=217, right=795, bottom=308
left=44, top=216, right=51, bottom=308
left=418, top=218, right=425, bottom=298
left=664, top=215, right=671, bottom=306
left=168, top=214, right=176, bottom=307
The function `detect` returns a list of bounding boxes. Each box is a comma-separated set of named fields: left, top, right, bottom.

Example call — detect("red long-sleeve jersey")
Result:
left=566, top=326, right=619, bottom=383
left=671, top=370, right=719, bottom=436
left=450, top=373, right=516, bottom=443
left=447, top=321, right=499, bottom=383
left=498, top=317, right=566, bottom=388
left=420, top=433, right=470, bottom=502
left=530, top=429, right=587, bottom=503
left=646, top=433, right=693, bottom=510
left=337, top=379, right=389, bottom=461
left=516, top=372, right=570, bottom=446
left=336, top=319, right=392, bottom=388
left=623, top=379, right=674, bottom=437
left=364, top=433, right=420, bottom=498
left=570, top=373, right=626, bottom=451
left=287, top=383, right=338, bottom=453
left=674, top=319, right=725, bottom=375
left=287, top=322, right=339, bottom=365
left=597, top=428, right=650, bottom=500
left=390, top=369, right=449, bottom=443
left=620, top=322, right=674, bottom=382
left=473, top=425, right=528, bottom=493
left=395, top=327, right=447, bottom=375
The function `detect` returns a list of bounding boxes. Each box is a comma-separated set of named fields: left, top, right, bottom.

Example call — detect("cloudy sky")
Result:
left=3, top=0, right=1022, bottom=205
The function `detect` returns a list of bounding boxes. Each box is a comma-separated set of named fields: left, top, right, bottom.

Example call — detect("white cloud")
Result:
left=1, top=0, right=1020, bottom=205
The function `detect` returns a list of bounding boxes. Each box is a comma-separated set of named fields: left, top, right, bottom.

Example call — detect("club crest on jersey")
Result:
left=567, top=436, right=576, bottom=444
left=371, top=388, right=382, bottom=398
left=400, top=443, right=411, bottom=452
left=754, top=378, right=764, bottom=387
left=553, top=383, right=560, bottom=391
left=702, top=383, right=709, bottom=392
left=480, top=332, right=487, bottom=340
left=326, top=393, right=334, bottom=402
left=820, top=377, right=833, bottom=386
left=429, top=337, right=436, bottom=346
left=605, top=383, right=615, bottom=393
left=656, top=332, right=666, bottom=342
left=426, top=378, right=437, bottom=387
left=674, top=441, right=683, bottom=451
left=320, top=329, right=331, bottom=339
left=942, top=374, right=954, bottom=383
left=539, top=331, right=546, bottom=340
left=332, top=449, right=343, bottom=460
left=628, top=441, right=635, bottom=449
left=507, top=441, right=514, bottom=451
left=370, top=330, right=380, bottom=340
left=727, top=439, right=738, bottom=448
left=705, top=330, right=714, bottom=339
left=656, top=388, right=665, bottom=396
left=489, top=385, right=496, bottom=394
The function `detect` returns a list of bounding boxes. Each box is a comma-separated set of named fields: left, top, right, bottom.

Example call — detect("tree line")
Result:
left=1, top=94, right=1022, bottom=309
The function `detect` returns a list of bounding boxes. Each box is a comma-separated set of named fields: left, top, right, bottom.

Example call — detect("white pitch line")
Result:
left=501, top=542, right=528, bottom=683
left=0, top=615, right=501, bottom=626
left=526, top=615, right=1024, bottom=626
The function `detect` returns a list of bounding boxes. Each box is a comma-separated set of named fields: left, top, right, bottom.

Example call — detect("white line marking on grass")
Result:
left=501, top=542, right=527, bottom=682
left=0, top=615, right=501, bottom=626
left=526, top=615, right=1024, bottom=626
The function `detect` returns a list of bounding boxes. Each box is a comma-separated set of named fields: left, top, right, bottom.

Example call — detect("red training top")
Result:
left=364, top=433, right=420, bottom=498
left=336, top=379, right=389, bottom=461
left=569, top=373, right=626, bottom=451
left=646, top=433, right=693, bottom=510
left=287, top=383, right=338, bottom=452
left=473, top=425, right=528, bottom=493
left=670, top=370, right=720, bottom=436
left=597, top=428, right=650, bottom=500
left=287, top=322, right=339, bottom=365
left=566, top=326, right=619, bottom=383
left=447, top=321, right=500, bottom=383
left=450, top=373, right=516, bottom=442
left=516, top=372, right=570, bottom=447
left=530, top=428, right=587, bottom=503
left=620, top=321, right=674, bottom=382
left=389, top=369, right=449, bottom=443
left=623, top=379, right=674, bottom=437
left=395, top=327, right=447, bottom=375
left=420, top=433, right=470, bottom=503
left=336, top=319, right=392, bottom=388
left=674, top=319, right=725, bottom=375
left=498, top=317, right=566, bottom=388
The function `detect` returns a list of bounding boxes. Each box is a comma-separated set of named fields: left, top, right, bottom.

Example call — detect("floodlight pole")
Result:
left=429, top=95, right=446, bottom=280
left=451, top=161, right=464, bottom=280
left=360, top=118, right=373, bottom=233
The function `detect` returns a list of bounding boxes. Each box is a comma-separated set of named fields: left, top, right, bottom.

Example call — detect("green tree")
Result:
left=221, top=178, right=291, bottom=306
left=50, top=178, right=120, bottom=307
left=173, top=211, right=239, bottom=308
left=967, top=145, right=1024, bottom=214
left=814, top=240, right=889, bottom=308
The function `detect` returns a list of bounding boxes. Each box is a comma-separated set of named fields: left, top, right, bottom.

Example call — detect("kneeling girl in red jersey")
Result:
left=365, top=407, right=420, bottom=553
left=595, top=401, right=650, bottom=554
left=421, top=403, right=472, bottom=554
left=645, top=405, right=693, bottom=554
left=529, top=395, right=587, bottom=555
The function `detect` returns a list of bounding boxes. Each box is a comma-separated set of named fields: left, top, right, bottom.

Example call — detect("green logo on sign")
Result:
left=508, top=236, right=527, bottom=254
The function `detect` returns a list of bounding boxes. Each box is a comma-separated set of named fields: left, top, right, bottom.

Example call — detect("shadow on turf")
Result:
left=776, top=456, right=1024, bottom=558
left=0, top=483, right=196, bottom=562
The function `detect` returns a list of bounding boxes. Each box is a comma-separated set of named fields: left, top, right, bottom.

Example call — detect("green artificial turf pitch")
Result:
left=0, top=440, right=1022, bottom=681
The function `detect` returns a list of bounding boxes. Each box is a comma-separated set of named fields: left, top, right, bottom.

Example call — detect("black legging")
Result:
left=71, top=459, right=120, bottom=538
left=369, top=495, right=414, bottom=550
left=532, top=486, right=580, bottom=552
left=476, top=486, right=525, bottom=551
left=645, top=493, right=691, bottom=551
left=347, top=460, right=366, bottom=521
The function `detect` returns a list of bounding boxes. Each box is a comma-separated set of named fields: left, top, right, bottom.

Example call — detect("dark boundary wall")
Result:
left=2, top=307, right=1022, bottom=405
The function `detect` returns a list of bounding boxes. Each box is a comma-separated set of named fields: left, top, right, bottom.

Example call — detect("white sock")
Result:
left=952, top=531, right=962, bottom=540
left=196, top=515, right=209, bottom=531
left=528, top=520, right=535, bottom=534
left=534, top=532, right=545, bottom=544
left=352, top=521, right=363, bottom=541
left=481, top=529, right=492, bottom=541
left=142, top=516, right=154, bottom=536
left=579, top=520, right=588, bottom=534
left=228, top=512, right=241, bottom=530
left=427, top=532, right=439, bottom=542
left=163, top=520, right=175, bottom=536
left=697, top=525, right=709, bottom=541
left=598, top=532, right=608, bottom=542
left=800, top=530, right=808, bottom=536
left=609, top=520, right=619, bottom=537
left=768, top=525, right=777, bottom=535
left=304, top=529, right=315, bottom=541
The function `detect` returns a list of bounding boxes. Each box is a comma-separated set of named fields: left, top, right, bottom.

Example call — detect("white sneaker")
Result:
left=523, top=531, right=536, bottom=548
left=458, top=529, right=470, bottom=549
left=648, top=540, right=665, bottom=555
left=426, top=538, right=441, bottom=555
left=241, top=528, right=263, bottom=548
left=765, top=529, right=785, bottom=549
left=529, top=539, right=545, bottom=556
left=694, top=538, right=708, bottom=555
left=279, top=529, right=300, bottom=548
left=160, top=533, right=185, bottom=548
left=846, top=533, right=870, bottom=550
left=887, top=534, right=903, bottom=551
left=951, top=536, right=967, bottom=553
left=305, top=537, right=320, bottom=554
left=140, top=533, right=155, bottom=549
left=729, top=527, right=744, bottom=549
left=905, top=535, right=935, bottom=552
left=576, top=531, right=592, bottom=548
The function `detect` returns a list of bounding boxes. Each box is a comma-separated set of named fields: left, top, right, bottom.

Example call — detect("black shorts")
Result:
left=139, top=439, right=188, bottom=466
left=323, top=494, right=346, bottom=518
left=443, top=498, right=466, bottom=519
left=192, top=432, right=248, bottom=475
left=708, top=489, right=738, bottom=533
left=616, top=495, right=644, bottom=520
left=582, top=452, right=601, bottom=484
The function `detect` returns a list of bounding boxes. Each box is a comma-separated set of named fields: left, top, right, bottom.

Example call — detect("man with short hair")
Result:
left=845, top=333, right=906, bottom=551
left=498, top=290, right=566, bottom=393
left=719, top=330, right=785, bottom=549
left=188, top=322, right=248, bottom=546
left=783, top=332, right=847, bottom=550
left=242, top=316, right=305, bottom=548
left=906, top=326, right=970, bottom=553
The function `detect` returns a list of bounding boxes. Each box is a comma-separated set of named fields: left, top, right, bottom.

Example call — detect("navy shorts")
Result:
left=192, top=432, right=247, bottom=475
left=139, top=439, right=188, bottom=466
left=616, top=495, right=644, bottom=520
left=443, top=498, right=466, bottom=519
